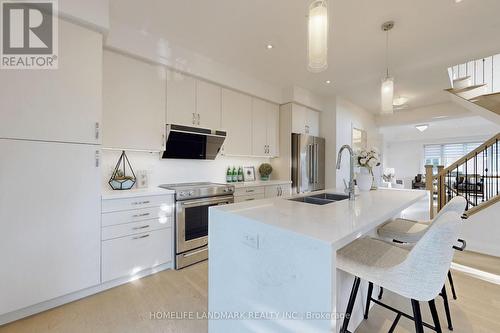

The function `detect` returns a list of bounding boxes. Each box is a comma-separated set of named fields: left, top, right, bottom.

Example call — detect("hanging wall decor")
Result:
left=108, top=151, right=136, bottom=190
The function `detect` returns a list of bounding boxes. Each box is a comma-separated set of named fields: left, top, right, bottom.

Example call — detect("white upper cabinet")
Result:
left=166, top=70, right=196, bottom=127
left=166, top=72, right=222, bottom=129
left=252, top=98, right=280, bottom=157
left=0, top=20, right=102, bottom=144
left=221, top=89, right=252, bottom=156
left=196, top=80, right=222, bottom=129
left=103, top=51, right=166, bottom=152
left=267, top=103, right=280, bottom=157
left=251, top=98, right=268, bottom=156
left=306, top=108, right=320, bottom=136
left=291, top=104, right=319, bottom=136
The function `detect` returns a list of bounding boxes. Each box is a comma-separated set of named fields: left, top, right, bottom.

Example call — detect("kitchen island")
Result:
left=208, top=188, right=427, bottom=333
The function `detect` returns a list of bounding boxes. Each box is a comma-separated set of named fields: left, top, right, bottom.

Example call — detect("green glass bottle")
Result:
left=232, top=166, right=237, bottom=182
left=237, top=167, right=244, bottom=182
left=226, top=167, right=233, bottom=183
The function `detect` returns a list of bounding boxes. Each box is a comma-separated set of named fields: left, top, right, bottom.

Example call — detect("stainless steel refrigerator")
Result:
left=291, top=133, right=325, bottom=193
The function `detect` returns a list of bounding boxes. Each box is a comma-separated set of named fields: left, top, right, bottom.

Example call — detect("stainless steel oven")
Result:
left=159, top=182, right=234, bottom=269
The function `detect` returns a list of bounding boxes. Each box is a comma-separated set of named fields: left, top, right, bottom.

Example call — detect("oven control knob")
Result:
left=224, top=188, right=232, bottom=193
left=179, top=191, right=186, bottom=197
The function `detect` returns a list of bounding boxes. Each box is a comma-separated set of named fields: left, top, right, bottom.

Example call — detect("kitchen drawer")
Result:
left=234, top=193, right=265, bottom=203
left=265, top=184, right=292, bottom=198
left=234, top=186, right=265, bottom=197
left=102, top=194, right=174, bottom=213
left=101, top=228, right=172, bottom=283
left=101, top=217, right=173, bottom=241
left=101, top=206, right=173, bottom=227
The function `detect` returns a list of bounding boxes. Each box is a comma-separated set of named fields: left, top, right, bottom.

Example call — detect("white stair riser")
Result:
left=453, top=77, right=472, bottom=90
left=457, top=85, right=488, bottom=100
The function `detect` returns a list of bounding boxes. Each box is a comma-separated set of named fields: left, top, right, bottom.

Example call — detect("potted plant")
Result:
left=356, top=147, right=381, bottom=191
left=258, top=163, right=273, bottom=181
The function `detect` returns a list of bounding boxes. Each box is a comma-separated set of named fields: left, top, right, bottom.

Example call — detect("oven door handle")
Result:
left=183, top=247, right=208, bottom=258
left=178, top=197, right=234, bottom=207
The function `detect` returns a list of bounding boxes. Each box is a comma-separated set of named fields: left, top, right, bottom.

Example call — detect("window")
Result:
left=423, top=142, right=482, bottom=172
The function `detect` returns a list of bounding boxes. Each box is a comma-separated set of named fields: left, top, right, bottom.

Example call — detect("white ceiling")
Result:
left=110, top=0, right=500, bottom=113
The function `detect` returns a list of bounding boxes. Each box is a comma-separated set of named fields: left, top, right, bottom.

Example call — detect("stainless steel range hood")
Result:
left=162, top=124, right=226, bottom=160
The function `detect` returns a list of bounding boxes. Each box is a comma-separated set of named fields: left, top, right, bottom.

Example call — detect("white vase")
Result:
left=357, top=168, right=372, bottom=192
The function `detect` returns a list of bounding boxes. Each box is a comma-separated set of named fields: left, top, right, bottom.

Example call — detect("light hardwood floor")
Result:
left=2, top=255, right=500, bottom=333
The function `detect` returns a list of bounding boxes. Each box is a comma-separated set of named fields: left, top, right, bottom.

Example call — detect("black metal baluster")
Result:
left=465, top=158, right=468, bottom=210
left=474, top=152, right=477, bottom=206
left=483, top=150, right=486, bottom=202
left=485, top=147, right=489, bottom=201
left=497, top=139, right=499, bottom=196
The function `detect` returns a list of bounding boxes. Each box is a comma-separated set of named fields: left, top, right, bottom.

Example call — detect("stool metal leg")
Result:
left=448, top=270, right=457, bottom=300
left=411, top=299, right=424, bottom=333
left=440, top=285, right=454, bottom=331
left=378, top=286, right=384, bottom=300
left=341, top=277, right=361, bottom=333
left=428, top=299, right=443, bottom=333
left=364, top=282, right=374, bottom=319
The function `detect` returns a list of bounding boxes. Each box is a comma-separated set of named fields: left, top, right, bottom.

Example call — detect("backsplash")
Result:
left=101, top=150, right=271, bottom=189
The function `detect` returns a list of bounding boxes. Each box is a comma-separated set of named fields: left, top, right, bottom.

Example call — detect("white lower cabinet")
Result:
left=234, top=193, right=266, bottom=203
left=265, top=184, right=292, bottom=198
left=101, top=194, right=174, bottom=283
left=102, top=228, right=172, bottom=282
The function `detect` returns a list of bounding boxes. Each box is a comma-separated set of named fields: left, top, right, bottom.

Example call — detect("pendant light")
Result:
left=307, top=0, right=328, bottom=72
left=381, top=21, right=395, bottom=114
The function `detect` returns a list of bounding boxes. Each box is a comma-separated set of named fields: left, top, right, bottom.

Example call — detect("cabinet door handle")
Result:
left=132, top=234, right=150, bottom=240
left=95, top=150, right=100, bottom=167
left=245, top=198, right=255, bottom=201
left=95, top=122, right=100, bottom=140
left=132, top=225, right=150, bottom=230
left=197, top=113, right=201, bottom=125
left=192, top=113, right=196, bottom=124
left=131, top=200, right=150, bottom=205
left=132, top=212, right=150, bottom=218
left=246, top=189, right=255, bottom=193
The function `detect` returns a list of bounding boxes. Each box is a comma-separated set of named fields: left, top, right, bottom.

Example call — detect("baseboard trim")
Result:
left=451, top=262, right=500, bottom=285
left=0, top=262, right=173, bottom=326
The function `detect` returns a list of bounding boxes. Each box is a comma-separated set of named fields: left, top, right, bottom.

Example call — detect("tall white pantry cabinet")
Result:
left=0, top=20, right=102, bottom=317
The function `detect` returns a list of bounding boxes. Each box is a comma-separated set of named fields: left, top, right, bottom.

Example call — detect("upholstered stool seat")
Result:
left=378, top=218, right=429, bottom=243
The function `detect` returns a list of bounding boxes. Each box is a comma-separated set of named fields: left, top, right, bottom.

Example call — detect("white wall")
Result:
left=333, top=97, right=381, bottom=188
left=101, top=150, right=270, bottom=189
left=460, top=202, right=500, bottom=257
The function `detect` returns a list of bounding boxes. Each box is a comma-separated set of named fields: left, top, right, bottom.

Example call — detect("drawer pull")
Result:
left=246, top=189, right=255, bottom=193
left=131, top=200, right=150, bottom=205
left=132, top=225, right=150, bottom=230
left=132, top=234, right=150, bottom=240
left=132, top=212, right=150, bottom=218
left=245, top=198, right=255, bottom=201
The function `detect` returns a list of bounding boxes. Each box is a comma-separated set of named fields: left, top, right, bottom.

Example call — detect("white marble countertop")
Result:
left=101, top=187, right=175, bottom=200
left=228, top=180, right=292, bottom=188
left=212, top=188, right=426, bottom=247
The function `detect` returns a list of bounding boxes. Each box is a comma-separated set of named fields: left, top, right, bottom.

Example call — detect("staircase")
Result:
left=425, top=133, right=500, bottom=218
left=447, top=56, right=500, bottom=125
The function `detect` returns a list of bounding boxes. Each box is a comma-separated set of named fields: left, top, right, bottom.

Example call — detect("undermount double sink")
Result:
left=288, top=193, right=349, bottom=205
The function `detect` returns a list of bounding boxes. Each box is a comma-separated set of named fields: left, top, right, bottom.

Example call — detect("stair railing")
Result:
left=427, top=133, right=500, bottom=218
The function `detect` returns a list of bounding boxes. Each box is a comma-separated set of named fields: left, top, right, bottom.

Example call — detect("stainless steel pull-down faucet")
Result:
left=336, top=145, right=356, bottom=200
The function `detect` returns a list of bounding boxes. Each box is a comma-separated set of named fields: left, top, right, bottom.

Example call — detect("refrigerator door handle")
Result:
left=314, top=143, right=319, bottom=184
left=308, top=144, right=313, bottom=184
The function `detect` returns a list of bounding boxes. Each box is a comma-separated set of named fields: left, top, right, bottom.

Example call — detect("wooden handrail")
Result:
left=464, top=195, right=500, bottom=218
left=438, top=132, right=500, bottom=177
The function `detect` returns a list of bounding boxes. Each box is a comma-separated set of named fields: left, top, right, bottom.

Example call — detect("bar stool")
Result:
left=337, top=196, right=466, bottom=333
left=377, top=197, right=467, bottom=330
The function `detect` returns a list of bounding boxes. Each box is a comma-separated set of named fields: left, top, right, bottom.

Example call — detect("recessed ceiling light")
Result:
left=433, top=115, right=448, bottom=119
left=325, top=80, right=331, bottom=84
left=266, top=44, right=273, bottom=49
left=454, top=0, right=463, bottom=3
left=415, top=124, right=429, bottom=132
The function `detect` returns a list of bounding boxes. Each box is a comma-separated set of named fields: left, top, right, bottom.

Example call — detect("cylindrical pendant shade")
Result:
left=381, top=77, right=394, bottom=114
left=308, top=0, right=328, bottom=72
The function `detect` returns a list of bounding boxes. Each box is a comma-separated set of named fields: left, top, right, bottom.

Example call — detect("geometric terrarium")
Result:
left=108, top=150, right=136, bottom=190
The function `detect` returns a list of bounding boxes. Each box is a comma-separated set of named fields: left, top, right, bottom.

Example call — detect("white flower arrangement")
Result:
left=357, top=147, right=381, bottom=170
